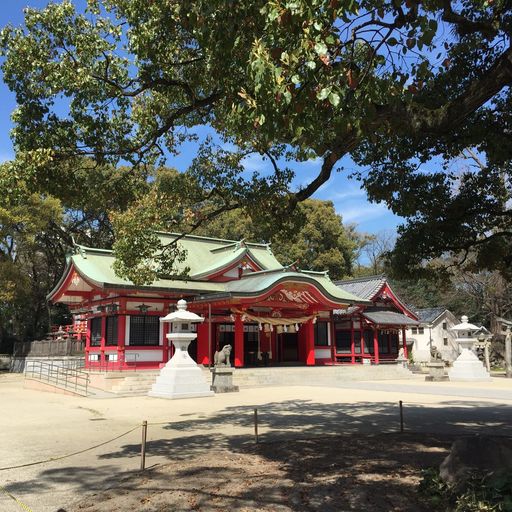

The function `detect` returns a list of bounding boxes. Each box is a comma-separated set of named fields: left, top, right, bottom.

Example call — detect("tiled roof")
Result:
left=414, top=307, right=447, bottom=324
left=49, top=236, right=371, bottom=308
left=363, top=310, right=419, bottom=326
left=334, top=274, right=387, bottom=300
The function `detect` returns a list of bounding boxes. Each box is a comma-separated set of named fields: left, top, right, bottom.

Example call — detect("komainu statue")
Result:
left=430, top=345, right=443, bottom=362
left=214, top=344, right=232, bottom=367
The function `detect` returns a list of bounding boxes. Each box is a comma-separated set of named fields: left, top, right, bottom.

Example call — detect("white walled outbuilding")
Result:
left=408, top=308, right=459, bottom=362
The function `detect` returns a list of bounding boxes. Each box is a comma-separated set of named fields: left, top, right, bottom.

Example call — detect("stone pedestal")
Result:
left=149, top=336, right=214, bottom=399
left=448, top=349, right=492, bottom=382
left=425, top=362, right=448, bottom=381
left=210, top=367, right=239, bottom=393
left=395, top=354, right=408, bottom=369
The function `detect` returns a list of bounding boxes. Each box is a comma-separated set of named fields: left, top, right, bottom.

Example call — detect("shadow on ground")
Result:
left=4, top=399, right=512, bottom=511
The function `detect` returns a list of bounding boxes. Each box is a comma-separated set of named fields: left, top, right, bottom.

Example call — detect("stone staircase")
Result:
left=105, top=364, right=413, bottom=396
left=232, top=364, right=414, bottom=388
left=109, top=371, right=160, bottom=396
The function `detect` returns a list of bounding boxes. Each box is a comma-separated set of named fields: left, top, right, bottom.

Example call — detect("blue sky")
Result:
left=0, top=1, right=403, bottom=237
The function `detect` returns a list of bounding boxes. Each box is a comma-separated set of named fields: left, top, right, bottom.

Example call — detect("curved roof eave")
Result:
left=46, top=259, right=74, bottom=301
left=193, top=274, right=371, bottom=306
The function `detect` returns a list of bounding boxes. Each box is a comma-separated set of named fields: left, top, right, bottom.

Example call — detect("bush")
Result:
left=419, top=468, right=512, bottom=511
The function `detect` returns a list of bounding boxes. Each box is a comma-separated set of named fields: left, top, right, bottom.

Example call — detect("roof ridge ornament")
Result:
left=284, top=260, right=300, bottom=272
left=234, top=239, right=246, bottom=251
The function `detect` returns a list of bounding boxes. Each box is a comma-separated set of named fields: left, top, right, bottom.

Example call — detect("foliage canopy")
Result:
left=1, top=0, right=511, bottom=279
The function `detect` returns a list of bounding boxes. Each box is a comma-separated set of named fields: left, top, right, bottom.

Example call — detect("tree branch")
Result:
left=441, top=0, right=497, bottom=37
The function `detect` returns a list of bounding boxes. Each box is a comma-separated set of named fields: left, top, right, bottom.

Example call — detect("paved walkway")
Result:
left=1, top=373, right=511, bottom=512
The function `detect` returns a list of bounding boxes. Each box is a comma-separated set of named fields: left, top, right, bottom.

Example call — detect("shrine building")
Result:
left=48, top=233, right=417, bottom=370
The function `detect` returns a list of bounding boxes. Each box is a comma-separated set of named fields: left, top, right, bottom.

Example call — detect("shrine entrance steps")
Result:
left=232, top=364, right=414, bottom=388
left=86, top=364, right=413, bottom=396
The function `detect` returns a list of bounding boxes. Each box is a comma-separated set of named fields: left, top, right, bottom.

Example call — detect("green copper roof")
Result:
left=155, top=232, right=283, bottom=277
left=66, top=246, right=225, bottom=294
left=48, top=233, right=369, bottom=308
left=194, top=269, right=370, bottom=306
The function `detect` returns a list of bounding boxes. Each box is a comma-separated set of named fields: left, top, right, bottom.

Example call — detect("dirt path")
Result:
left=66, top=432, right=451, bottom=512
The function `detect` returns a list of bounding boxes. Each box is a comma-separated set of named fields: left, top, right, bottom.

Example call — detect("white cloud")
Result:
left=324, top=185, right=366, bottom=201
left=339, top=202, right=391, bottom=223
left=241, top=153, right=267, bottom=173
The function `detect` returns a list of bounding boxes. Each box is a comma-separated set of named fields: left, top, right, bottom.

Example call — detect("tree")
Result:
left=1, top=1, right=511, bottom=281
left=0, top=162, right=63, bottom=343
left=195, top=199, right=362, bottom=280
left=360, top=149, right=512, bottom=278
left=0, top=158, right=148, bottom=344
left=357, top=230, right=396, bottom=275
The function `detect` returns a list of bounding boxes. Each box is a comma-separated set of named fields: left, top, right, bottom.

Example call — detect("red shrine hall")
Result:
left=48, top=233, right=418, bottom=370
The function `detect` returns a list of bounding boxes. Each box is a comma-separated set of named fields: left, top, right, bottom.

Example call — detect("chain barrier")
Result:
left=0, top=485, right=34, bottom=512
left=0, top=425, right=140, bottom=472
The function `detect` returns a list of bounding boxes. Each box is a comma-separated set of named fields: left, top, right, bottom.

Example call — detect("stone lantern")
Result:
left=448, top=315, right=491, bottom=382
left=148, top=299, right=213, bottom=399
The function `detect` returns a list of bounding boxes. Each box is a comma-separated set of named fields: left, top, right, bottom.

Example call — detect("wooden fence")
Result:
left=13, top=339, right=85, bottom=357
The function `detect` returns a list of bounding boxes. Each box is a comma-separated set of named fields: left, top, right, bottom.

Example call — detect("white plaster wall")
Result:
left=125, top=350, right=163, bottom=362
left=315, top=348, right=332, bottom=359
left=410, top=311, right=459, bottom=362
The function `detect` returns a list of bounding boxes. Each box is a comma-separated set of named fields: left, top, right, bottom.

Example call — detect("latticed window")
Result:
left=105, top=316, right=118, bottom=346
left=363, top=330, right=374, bottom=354
left=335, top=330, right=351, bottom=353
left=129, top=315, right=159, bottom=346
left=90, top=317, right=102, bottom=347
left=314, top=322, right=329, bottom=346
left=390, top=333, right=399, bottom=352
left=378, top=332, right=389, bottom=353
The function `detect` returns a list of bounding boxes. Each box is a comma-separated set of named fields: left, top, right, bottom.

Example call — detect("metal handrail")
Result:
left=24, top=360, right=89, bottom=396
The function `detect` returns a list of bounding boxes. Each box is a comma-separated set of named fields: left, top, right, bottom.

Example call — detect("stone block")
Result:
left=210, top=367, right=239, bottom=393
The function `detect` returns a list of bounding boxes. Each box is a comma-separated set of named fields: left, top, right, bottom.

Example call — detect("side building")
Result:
left=332, top=275, right=418, bottom=363
left=407, top=307, right=459, bottom=362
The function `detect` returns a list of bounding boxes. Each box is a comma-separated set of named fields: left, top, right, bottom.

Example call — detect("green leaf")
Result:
left=328, top=91, right=340, bottom=107
left=314, top=41, right=328, bottom=56
left=317, top=87, right=331, bottom=100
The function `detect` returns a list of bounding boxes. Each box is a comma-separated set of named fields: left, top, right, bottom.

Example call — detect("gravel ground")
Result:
left=65, top=432, right=452, bottom=512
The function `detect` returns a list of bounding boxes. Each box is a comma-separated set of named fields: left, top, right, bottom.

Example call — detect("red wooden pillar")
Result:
left=330, top=313, right=336, bottom=363
left=360, top=315, right=365, bottom=363
left=162, top=321, right=170, bottom=361
left=305, top=320, right=315, bottom=366
left=196, top=321, right=210, bottom=365
left=100, top=314, right=106, bottom=365
left=402, top=326, right=408, bottom=359
left=117, top=299, right=126, bottom=368
left=373, top=326, right=380, bottom=364
left=234, top=314, right=244, bottom=367
left=350, top=317, right=355, bottom=364
left=85, top=315, right=91, bottom=368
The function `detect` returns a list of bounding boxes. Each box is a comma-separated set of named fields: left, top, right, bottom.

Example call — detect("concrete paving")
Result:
left=1, top=373, right=511, bottom=512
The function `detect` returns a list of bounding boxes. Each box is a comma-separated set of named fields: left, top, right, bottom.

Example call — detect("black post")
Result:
left=399, top=400, right=404, bottom=433
left=141, top=420, right=148, bottom=470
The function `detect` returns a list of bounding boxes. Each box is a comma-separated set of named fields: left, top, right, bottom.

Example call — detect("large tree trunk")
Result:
left=505, top=329, right=512, bottom=378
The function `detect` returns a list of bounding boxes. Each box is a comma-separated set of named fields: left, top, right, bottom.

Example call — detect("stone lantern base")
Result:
left=448, top=349, right=492, bottom=382
left=149, top=364, right=214, bottom=399
left=149, top=338, right=213, bottom=399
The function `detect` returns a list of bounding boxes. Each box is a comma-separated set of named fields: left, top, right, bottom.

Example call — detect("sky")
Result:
left=0, top=1, right=403, bottom=237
